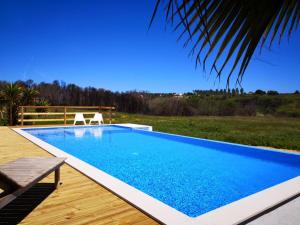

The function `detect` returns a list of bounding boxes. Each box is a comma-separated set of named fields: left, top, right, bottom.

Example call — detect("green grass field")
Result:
left=113, top=113, right=300, bottom=151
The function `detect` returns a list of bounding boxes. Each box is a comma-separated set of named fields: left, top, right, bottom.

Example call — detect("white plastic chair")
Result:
left=89, top=113, right=104, bottom=125
left=73, top=113, right=86, bottom=125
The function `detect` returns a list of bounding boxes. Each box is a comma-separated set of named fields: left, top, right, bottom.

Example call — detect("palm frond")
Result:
left=151, top=0, right=300, bottom=87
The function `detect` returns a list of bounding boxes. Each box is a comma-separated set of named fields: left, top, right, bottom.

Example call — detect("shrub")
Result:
left=256, top=96, right=283, bottom=114
left=35, top=99, right=49, bottom=112
left=218, top=100, right=236, bottom=116
left=255, top=89, right=266, bottom=95
left=0, top=118, right=8, bottom=126
left=276, top=103, right=300, bottom=117
left=267, top=90, right=279, bottom=95
left=148, top=97, right=195, bottom=116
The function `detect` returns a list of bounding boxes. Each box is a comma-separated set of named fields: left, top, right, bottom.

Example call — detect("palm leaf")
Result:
left=150, top=0, right=300, bottom=87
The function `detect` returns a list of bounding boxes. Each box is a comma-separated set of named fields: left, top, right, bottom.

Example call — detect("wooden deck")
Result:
left=0, top=127, right=158, bottom=225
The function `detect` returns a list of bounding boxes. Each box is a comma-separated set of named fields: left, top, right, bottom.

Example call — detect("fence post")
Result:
left=109, top=108, right=112, bottom=124
left=64, top=106, right=67, bottom=125
left=21, top=106, right=24, bottom=126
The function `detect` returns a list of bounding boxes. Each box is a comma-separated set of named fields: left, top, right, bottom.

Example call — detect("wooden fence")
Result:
left=18, top=106, right=116, bottom=126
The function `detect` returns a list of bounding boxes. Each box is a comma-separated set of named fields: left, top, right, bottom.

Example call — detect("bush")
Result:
left=35, top=99, right=49, bottom=112
left=218, top=100, right=236, bottom=116
left=234, top=96, right=257, bottom=116
left=148, top=97, right=195, bottom=116
left=236, top=103, right=256, bottom=116
left=0, top=118, right=8, bottom=126
left=255, top=89, right=266, bottom=95
left=276, top=103, right=300, bottom=117
left=256, top=96, right=283, bottom=114
left=267, top=90, right=279, bottom=95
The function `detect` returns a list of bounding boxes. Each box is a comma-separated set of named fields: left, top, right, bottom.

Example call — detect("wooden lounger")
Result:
left=0, top=157, right=66, bottom=209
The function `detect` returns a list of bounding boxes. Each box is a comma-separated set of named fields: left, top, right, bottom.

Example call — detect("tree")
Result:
left=240, top=88, right=245, bottom=95
left=227, top=88, right=231, bottom=96
left=0, top=92, right=5, bottom=120
left=22, top=87, right=39, bottom=105
left=24, top=79, right=34, bottom=88
left=255, top=89, right=266, bottom=95
left=232, top=88, right=236, bottom=96
left=0, top=83, right=40, bottom=125
left=267, top=90, right=279, bottom=95
left=151, top=1, right=300, bottom=86
left=1, top=83, right=23, bottom=125
left=235, top=88, right=239, bottom=96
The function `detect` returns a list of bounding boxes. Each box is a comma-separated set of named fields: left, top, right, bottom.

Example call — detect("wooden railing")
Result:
left=18, top=106, right=115, bottom=126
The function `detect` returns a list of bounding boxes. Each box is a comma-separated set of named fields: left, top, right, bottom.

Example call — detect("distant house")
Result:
left=174, top=93, right=183, bottom=98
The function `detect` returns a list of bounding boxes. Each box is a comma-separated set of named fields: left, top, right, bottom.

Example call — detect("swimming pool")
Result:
left=14, top=125, right=300, bottom=225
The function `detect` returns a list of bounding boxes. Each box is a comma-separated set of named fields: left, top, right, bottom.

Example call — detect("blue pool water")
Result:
left=23, top=125, right=300, bottom=217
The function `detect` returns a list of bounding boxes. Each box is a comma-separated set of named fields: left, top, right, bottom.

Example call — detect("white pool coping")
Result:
left=12, top=125, right=300, bottom=225
left=115, top=123, right=153, bottom=131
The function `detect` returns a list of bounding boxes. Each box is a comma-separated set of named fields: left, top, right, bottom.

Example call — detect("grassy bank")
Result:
left=114, top=113, right=300, bottom=151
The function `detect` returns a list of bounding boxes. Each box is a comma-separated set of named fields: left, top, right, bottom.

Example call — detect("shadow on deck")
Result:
left=0, top=183, right=55, bottom=225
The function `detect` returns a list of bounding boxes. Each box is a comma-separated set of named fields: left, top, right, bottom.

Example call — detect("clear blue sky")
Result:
left=0, top=0, right=299, bottom=93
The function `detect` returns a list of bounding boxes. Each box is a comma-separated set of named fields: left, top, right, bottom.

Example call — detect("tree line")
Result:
left=0, top=80, right=299, bottom=125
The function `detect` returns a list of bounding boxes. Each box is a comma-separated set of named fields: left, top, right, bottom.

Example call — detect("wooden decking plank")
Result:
left=0, top=127, right=159, bottom=225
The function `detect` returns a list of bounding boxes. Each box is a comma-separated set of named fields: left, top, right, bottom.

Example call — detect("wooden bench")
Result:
left=0, top=157, right=66, bottom=209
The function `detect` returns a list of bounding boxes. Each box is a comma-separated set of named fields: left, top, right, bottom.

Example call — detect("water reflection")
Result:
left=74, top=128, right=86, bottom=138
left=91, top=128, right=103, bottom=138
left=73, top=127, right=104, bottom=139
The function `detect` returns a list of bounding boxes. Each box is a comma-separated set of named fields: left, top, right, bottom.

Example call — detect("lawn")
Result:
left=113, top=113, right=300, bottom=151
